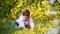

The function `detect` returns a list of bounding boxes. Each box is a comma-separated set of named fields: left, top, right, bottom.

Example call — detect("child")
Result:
left=13, top=9, right=34, bottom=29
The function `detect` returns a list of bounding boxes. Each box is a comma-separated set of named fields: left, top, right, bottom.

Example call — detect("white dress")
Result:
left=16, top=15, right=34, bottom=29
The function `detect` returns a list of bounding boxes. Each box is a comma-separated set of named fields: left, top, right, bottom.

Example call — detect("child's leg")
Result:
left=15, top=22, right=19, bottom=26
left=13, top=22, right=19, bottom=26
left=13, top=22, right=19, bottom=29
left=25, top=25, right=30, bottom=29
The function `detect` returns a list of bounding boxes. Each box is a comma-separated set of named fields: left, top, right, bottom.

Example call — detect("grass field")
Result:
left=0, top=18, right=56, bottom=34
left=0, top=0, right=60, bottom=34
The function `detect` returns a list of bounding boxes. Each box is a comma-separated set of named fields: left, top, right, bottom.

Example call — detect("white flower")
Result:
left=49, top=0, right=55, bottom=4
left=58, top=0, right=60, bottom=3
left=52, top=18, right=60, bottom=27
left=47, top=28, right=59, bottom=34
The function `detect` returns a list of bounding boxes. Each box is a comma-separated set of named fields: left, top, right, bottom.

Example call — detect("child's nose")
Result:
left=24, top=18, right=29, bottom=21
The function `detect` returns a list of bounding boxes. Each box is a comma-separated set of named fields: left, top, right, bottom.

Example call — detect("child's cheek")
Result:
left=24, top=18, right=29, bottom=21
left=22, top=16, right=26, bottom=20
left=23, top=16, right=29, bottom=21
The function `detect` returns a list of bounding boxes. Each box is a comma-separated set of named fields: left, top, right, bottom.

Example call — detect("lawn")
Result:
left=0, top=18, right=54, bottom=34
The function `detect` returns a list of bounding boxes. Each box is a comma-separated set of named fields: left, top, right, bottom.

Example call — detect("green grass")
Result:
left=0, top=18, right=43, bottom=34
left=0, top=19, right=15, bottom=34
left=0, top=18, right=60, bottom=34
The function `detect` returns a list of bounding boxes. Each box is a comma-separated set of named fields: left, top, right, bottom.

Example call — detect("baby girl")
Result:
left=13, top=9, right=34, bottom=29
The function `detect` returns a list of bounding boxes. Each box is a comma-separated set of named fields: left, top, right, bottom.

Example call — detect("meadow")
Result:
left=0, top=0, right=60, bottom=34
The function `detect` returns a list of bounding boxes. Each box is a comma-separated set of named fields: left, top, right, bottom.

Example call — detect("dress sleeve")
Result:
left=18, top=21, right=25, bottom=28
left=29, top=18, right=35, bottom=29
left=16, top=15, right=25, bottom=28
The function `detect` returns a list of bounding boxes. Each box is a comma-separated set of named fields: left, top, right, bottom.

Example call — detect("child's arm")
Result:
left=18, top=21, right=25, bottom=29
left=29, top=18, right=34, bottom=29
left=16, top=15, right=25, bottom=29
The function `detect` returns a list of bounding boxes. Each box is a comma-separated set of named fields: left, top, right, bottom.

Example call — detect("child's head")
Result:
left=22, top=9, right=30, bottom=21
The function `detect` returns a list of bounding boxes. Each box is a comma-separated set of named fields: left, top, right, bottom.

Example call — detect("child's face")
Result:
left=24, top=16, right=29, bottom=21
